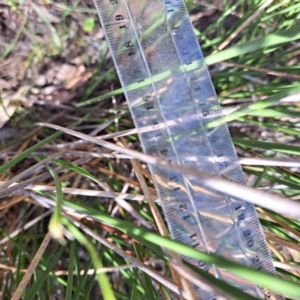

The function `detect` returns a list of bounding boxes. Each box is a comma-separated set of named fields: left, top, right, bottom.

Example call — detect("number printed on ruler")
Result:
left=93, top=0, right=284, bottom=299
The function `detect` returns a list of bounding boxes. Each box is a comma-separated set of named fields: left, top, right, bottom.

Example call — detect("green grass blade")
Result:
left=39, top=162, right=66, bottom=244
left=0, top=132, right=61, bottom=175
left=24, top=245, right=66, bottom=300
left=205, top=24, right=300, bottom=64
left=2, top=15, right=26, bottom=59
left=65, top=242, right=75, bottom=300
left=62, top=199, right=300, bottom=298
left=72, top=256, right=93, bottom=300
left=238, top=117, right=300, bottom=137
left=75, top=88, right=123, bottom=107
left=0, top=118, right=86, bottom=175
left=224, top=87, right=300, bottom=124
left=133, top=242, right=156, bottom=300
left=52, top=159, right=100, bottom=184
left=62, top=218, right=117, bottom=300
left=243, top=108, right=300, bottom=118
left=233, top=138, right=300, bottom=155
left=31, top=3, right=62, bottom=49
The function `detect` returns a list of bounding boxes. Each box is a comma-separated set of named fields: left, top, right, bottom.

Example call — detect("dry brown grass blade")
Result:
left=264, top=231, right=300, bottom=252
left=239, top=157, right=300, bottom=167
left=0, top=182, right=148, bottom=201
left=35, top=122, right=300, bottom=218
left=0, top=195, right=25, bottom=210
left=168, top=260, right=228, bottom=299
left=11, top=231, right=52, bottom=300
left=25, top=192, right=143, bottom=245
left=64, top=210, right=135, bottom=241
left=0, top=150, right=68, bottom=190
left=85, top=163, right=157, bottom=193
left=0, top=259, right=164, bottom=276
left=221, top=62, right=300, bottom=81
left=267, top=242, right=300, bottom=278
left=0, top=157, right=89, bottom=198
left=97, top=180, right=154, bottom=230
left=130, top=159, right=199, bottom=300
left=0, top=210, right=52, bottom=245
left=257, top=207, right=300, bottom=239
left=273, top=261, right=300, bottom=273
left=130, top=160, right=164, bottom=234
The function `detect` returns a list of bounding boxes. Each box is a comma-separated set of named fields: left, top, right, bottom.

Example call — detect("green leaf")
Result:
left=83, top=17, right=95, bottom=32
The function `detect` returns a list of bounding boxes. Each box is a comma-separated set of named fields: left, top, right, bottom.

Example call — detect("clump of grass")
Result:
left=1, top=1, right=300, bottom=299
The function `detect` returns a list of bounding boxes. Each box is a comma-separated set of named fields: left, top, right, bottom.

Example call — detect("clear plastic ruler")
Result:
left=93, top=1, right=283, bottom=299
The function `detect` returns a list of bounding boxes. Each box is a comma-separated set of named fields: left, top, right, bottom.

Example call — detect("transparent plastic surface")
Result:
left=93, top=0, right=284, bottom=299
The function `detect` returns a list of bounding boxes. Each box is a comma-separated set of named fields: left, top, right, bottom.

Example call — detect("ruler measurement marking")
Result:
left=104, top=20, right=130, bottom=26
left=93, top=0, right=284, bottom=299
left=123, top=0, right=219, bottom=274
